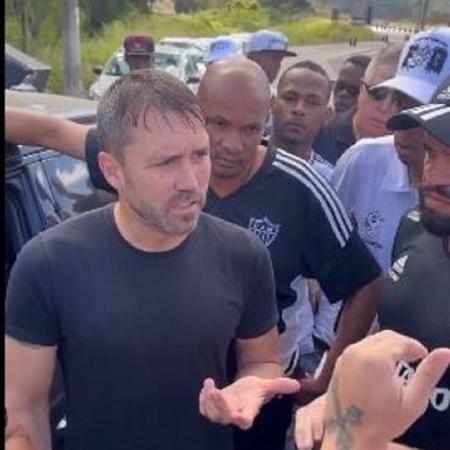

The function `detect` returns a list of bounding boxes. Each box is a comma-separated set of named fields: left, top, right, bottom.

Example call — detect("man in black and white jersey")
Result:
left=6, top=60, right=382, bottom=450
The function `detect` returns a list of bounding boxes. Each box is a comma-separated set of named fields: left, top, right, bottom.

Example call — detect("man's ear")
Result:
left=98, top=151, right=124, bottom=192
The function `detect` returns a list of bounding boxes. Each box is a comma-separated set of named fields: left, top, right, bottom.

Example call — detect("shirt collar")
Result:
left=381, top=146, right=414, bottom=193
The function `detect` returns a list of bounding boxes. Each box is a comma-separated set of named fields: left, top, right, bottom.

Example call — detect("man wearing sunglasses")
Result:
left=313, top=45, right=403, bottom=165
left=332, top=27, right=450, bottom=272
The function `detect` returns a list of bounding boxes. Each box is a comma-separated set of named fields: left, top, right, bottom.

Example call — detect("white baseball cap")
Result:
left=204, top=36, right=241, bottom=64
left=246, top=30, right=296, bottom=57
left=375, top=27, right=450, bottom=104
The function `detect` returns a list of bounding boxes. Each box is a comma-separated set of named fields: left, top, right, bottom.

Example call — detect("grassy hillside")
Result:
left=6, top=7, right=375, bottom=94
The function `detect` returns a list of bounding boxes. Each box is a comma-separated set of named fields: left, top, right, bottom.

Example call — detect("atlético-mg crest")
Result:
left=248, top=217, right=280, bottom=247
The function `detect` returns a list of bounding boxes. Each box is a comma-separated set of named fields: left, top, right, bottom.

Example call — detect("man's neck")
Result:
left=270, top=134, right=312, bottom=161
left=210, top=145, right=267, bottom=198
left=407, top=163, right=423, bottom=187
left=113, top=202, right=188, bottom=252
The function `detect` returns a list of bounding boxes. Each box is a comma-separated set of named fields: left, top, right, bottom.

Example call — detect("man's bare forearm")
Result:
left=318, top=277, right=382, bottom=385
left=6, top=405, right=51, bottom=450
left=5, top=107, right=89, bottom=160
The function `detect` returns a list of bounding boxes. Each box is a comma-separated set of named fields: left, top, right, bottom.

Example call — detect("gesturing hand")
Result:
left=199, top=376, right=300, bottom=430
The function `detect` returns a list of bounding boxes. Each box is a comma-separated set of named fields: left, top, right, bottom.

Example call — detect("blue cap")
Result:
left=204, top=37, right=241, bottom=64
left=247, top=30, right=296, bottom=56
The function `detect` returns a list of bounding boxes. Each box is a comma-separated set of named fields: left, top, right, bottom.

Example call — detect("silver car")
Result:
left=88, top=44, right=206, bottom=100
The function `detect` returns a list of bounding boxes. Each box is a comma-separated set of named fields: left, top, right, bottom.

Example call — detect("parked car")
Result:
left=158, top=36, right=213, bottom=54
left=5, top=89, right=116, bottom=450
left=88, top=44, right=205, bottom=100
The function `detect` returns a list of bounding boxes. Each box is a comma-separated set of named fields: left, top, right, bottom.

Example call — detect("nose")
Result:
left=175, top=159, right=199, bottom=192
left=221, top=128, right=244, bottom=155
left=292, top=99, right=307, bottom=116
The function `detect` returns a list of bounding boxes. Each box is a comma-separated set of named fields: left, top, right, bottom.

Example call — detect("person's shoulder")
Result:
left=338, top=135, right=396, bottom=170
left=271, top=148, right=329, bottom=187
left=392, top=206, right=424, bottom=259
left=198, top=213, right=268, bottom=256
left=38, top=204, right=113, bottom=249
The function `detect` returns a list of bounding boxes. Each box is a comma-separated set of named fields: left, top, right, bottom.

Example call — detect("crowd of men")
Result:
left=4, top=24, right=450, bottom=450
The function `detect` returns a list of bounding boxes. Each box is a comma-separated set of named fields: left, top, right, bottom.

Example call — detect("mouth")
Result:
left=285, top=121, right=306, bottom=132
left=423, top=192, right=450, bottom=209
left=213, top=157, right=242, bottom=168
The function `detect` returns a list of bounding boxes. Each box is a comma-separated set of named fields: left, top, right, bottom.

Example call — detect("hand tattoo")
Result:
left=325, top=375, right=364, bottom=450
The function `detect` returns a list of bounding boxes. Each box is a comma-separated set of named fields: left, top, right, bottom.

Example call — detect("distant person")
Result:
left=246, top=30, right=296, bottom=84
left=204, top=36, right=241, bottom=66
left=123, top=33, right=155, bottom=71
left=333, top=54, right=371, bottom=114
left=313, top=44, right=403, bottom=165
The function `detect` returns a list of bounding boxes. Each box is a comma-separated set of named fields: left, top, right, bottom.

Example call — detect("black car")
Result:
left=5, top=89, right=116, bottom=448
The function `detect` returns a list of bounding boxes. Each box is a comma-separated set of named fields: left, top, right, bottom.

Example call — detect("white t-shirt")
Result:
left=332, top=135, right=419, bottom=271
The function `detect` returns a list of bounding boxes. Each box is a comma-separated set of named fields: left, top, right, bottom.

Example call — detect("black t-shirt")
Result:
left=379, top=208, right=450, bottom=450
left=6, top=205, right=277, bottom=450
left=85, top=130, right=381, bottom=371
left=313, top=109, right=355, bottom=165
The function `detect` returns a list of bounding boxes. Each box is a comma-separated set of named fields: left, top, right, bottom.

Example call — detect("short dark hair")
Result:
left=344, top=54, right=371, bottom=70
left=278, top=60, right=331, bottom=99
left=97, top=69, right=205, bottom=159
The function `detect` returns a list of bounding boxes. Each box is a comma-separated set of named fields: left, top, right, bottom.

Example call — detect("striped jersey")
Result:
left=205, top=146, right=381, bottom=372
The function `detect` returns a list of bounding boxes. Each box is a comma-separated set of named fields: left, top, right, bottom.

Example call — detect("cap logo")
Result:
left=402, top=39, right=448, bottom=75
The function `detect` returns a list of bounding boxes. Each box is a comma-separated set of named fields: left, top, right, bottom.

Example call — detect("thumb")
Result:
left=402, top=348, right=450, bottom=422
left=264, top=377, right=301, bottom=396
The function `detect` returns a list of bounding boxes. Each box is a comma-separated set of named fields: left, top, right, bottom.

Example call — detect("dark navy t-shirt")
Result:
left=379, top=209, right=450, bottom=450
left=6, top=205, right=278, bottom=450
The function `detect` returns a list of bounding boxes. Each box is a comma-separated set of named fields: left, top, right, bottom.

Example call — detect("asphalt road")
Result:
left=278, top=35, right=404, bottom=81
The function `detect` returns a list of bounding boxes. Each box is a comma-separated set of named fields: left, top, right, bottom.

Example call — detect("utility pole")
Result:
left=419, top=0, right=430, bottom=30
left=63, top=0, right=84, bottom=96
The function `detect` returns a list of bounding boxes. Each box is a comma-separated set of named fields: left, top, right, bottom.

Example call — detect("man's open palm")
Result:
left=199, top=376, right=300, bottom=430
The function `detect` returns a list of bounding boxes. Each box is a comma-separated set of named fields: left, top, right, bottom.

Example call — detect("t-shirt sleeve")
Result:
left=235, top=235, right=278, bottom=339
left=85, top=128, right=117, bottom=193
left=391, top=207, right=422, bottom=263
left=6, top=236, right=60, bottom=346
left=301, top=173, right=381, bottom=303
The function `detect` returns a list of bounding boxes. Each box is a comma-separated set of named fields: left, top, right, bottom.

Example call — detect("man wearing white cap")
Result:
left=204, top=36, right=241, bottom=66
left=332, top=26, right=450, bottom=271
left=246, top=30, right=296, bottom=84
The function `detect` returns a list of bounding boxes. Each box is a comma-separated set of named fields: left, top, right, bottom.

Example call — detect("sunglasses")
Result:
left=362, top=81, right=393, bottom=102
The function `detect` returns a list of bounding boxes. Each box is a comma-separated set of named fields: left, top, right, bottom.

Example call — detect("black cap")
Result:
left=387, top=75, right=450, bottom=146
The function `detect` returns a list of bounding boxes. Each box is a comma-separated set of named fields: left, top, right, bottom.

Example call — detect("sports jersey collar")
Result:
left=381, top=143, right=415, bottom=193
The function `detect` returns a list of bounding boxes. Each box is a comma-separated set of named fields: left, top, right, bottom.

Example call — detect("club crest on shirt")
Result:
left=248, top=217, right=280, bottom=247
left=388, top=254, right=409, bottom=282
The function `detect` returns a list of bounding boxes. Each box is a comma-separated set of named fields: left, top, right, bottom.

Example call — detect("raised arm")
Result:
left=5, top=107, right=91, bottom=160
left=6, top=337, right=57, bottom=450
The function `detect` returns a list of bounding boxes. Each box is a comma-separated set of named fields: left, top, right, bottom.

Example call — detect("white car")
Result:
left=88, top=45, right=206, bottom=100
left=159, top=37, right=213, bottom=54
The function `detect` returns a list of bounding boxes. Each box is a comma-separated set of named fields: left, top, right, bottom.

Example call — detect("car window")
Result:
left=104, top=55, right=129, bottom=77
left=154, top=52, right=181, bottom=72
left=40, top=152, right=116, bottom=220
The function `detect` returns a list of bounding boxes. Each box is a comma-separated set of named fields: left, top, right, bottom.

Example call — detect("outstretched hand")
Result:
left=199, top=376, right=300, bottom=430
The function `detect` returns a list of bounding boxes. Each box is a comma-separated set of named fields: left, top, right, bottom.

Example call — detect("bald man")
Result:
left=6, top=61, right=382, bottom=450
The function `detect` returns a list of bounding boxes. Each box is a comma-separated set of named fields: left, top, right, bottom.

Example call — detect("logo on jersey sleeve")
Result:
left=388, top=254, right=409, bottom=282
left=248, top=217, right=280, bottom=247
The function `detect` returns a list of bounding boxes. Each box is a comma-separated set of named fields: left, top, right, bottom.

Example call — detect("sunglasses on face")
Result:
left=362, top=81, right=393, bottom=102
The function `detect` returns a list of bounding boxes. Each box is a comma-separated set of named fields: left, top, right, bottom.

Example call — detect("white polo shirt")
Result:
left=332, top=135, right=419, bottom=271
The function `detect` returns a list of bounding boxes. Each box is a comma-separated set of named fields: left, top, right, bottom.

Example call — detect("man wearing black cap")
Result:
left=377, top=76, right=450, bottom=450
left=123, top=33, right=155, bottom=71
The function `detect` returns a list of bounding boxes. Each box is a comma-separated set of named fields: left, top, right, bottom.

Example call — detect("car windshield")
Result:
left=103, top=51, right=182, bottom=77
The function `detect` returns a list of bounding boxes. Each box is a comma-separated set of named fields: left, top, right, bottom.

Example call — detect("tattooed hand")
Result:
left=319, top=330, right=450, bottom=450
